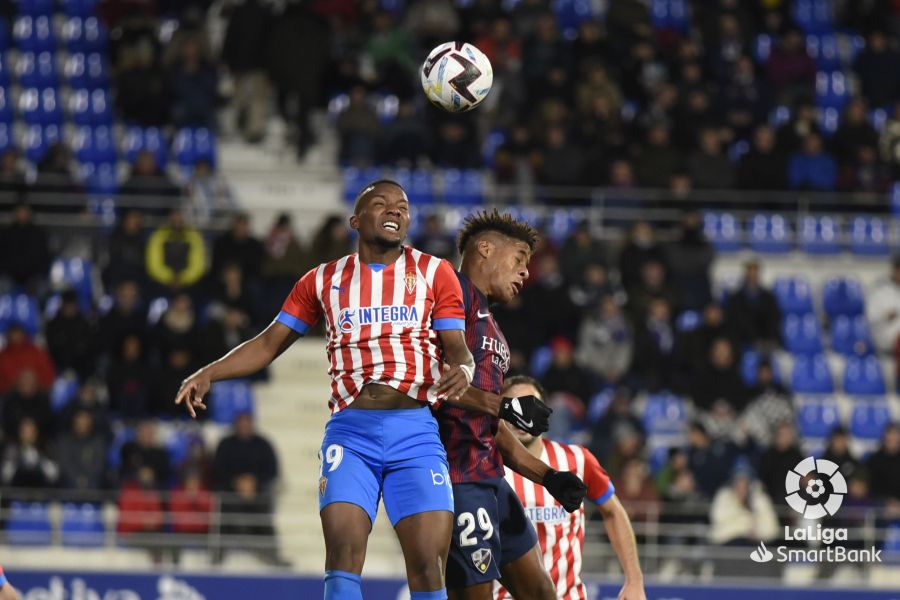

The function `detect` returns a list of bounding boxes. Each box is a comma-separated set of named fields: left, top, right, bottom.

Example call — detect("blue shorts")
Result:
left=446, top=477, right=539, bottom=589
left=318, top=405, right=454, bottom=526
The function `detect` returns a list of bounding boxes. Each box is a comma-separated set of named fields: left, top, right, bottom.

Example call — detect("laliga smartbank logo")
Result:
left=750, top=457, right=882, bottom=564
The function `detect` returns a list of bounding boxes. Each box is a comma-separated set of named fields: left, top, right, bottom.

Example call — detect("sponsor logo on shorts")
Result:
left=319, top=476, right=327, bottom=496
left=471, top=548, right=492, bottom=574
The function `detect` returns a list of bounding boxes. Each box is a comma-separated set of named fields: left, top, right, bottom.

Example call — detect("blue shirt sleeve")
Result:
left=592, top=481, right=615, bottom=506
left=275, top=310, right=311, bottom=335
left=433, top=317, right=466, bottom=331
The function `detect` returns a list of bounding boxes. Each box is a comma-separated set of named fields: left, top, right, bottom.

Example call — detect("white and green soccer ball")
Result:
left=421, top=41, right=493, bottom=113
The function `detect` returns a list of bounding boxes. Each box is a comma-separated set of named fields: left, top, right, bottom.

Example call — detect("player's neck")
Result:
left=460, top=259, right=492, bottom=301
left=357, top=242, right=403, bottom=266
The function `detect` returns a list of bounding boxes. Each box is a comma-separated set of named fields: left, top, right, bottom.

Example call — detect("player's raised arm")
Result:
left=176, top=268, right=321, bottom=417
left=429, top=258, right=476, bottom=402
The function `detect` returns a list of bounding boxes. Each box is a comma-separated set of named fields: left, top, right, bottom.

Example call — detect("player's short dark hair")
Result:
left=502, top=375, right=546, bottom=400
left=353, top=179, right=404, bottom=214
left=457, top=209, right=539, bottom=255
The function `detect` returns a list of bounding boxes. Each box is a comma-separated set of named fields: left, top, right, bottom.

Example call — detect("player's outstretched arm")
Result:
left=434, top=329, right=477, bottom=403
left=175, top=321, right=300, bottom=418
left=597, top=496, right=646, bottom=600
left=495, top=422, right=587, bottom=511
left=0, top=583, right=19, bottom=600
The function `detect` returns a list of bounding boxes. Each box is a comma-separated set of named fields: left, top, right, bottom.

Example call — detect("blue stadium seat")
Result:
left=0, top=87, right=13, bottom=124
left=822, top=277, right=864, bottom=318
left=675, top=310, right=701, bottom=333
left=62, top=0, right=100, bottom=17
left=843, top=355, right=886, bottom=395
left=123, top=126, right=167, bottom=167
left=19, top=0, right=55, bottom=16
left=816, top=71, right=850, bottom=110
left=794, top=0, right=834, bottom=33
left=849, top=400, right=891, bottom=441
left=210, top=379, right=255, bottom=425
left=749, top=213, right=792, bottom=253
left=393, top=168, right=434, bottom=204
left=774, top=276, right=815, bottom=315
left=795, top=397, right=841, bottom=439
left=341, top=166, right=382, bottom=203
left=642, top=393, right=687, bottom=436
left=173, top=127, right=216, bottom=167
left=165, top=428, right=201, bottom=467
left=546, top=209, right=582, bottom=245
left=13, top=15, right=55, bottom=52
left=106, top=426, right=135, bottom=470
left=6, top=501, right=53, bottom=545
left=554, top=0, right=600, bottom=38
left=374, top=93, right=399, bottom=123
left=884, top=524, right=900, bottom=564
left=61, top=502, right=105, bottom=547
left=71, top=125, right=116, bottom=164
left=68, top=88, right=112, bottom=126
left=850, top=216, right=890, bottom=257
left=0, top=293, right=41, bottom=335
left=50, top=257, right=95, bottom=310
left=754, top=34, right=772, bottom=63
left=791, top=353, right=834, bottom=394
left=61, top=16, right=106, bottom=53
left=80, top=161, right=118, bottom=196
left=51, top=373, right=81, bottom=412
left=442, top=168, right=484, bottom=205
left=64, top=53, right=109, bottom=90
left=0, top=55, right=9, bottom=87
left=782, top=313, right=824, bottom=355
left=806, top=34, right=840, bottom=70
left=703, top=212, right=742, bottom=252
left=481, top=128, right=507, bottom=168
left=326, top=92, right=349, bottom=123
left=819, top=106, right=840, bottom=136
left=830, top=315, right=874, bottom=356
left=870, top=108, right=888, bottom=132
left=651, top=0, right=690, bottom=33
left=0, top=123, right=11, bottom=151
left=529, top=345, right=553, bottom=379
left=23, top=123, right=61, bottom=162
left=16, top=51, right=58, bottom=89
left=740, top=349, right=781, bottom=386
left=19, top=87, right=63, bottom=126
left=798, top=215, right=840, bottom=255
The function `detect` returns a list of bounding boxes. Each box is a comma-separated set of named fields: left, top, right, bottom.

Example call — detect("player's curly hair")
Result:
left=457, top=209, right=539, bottom=255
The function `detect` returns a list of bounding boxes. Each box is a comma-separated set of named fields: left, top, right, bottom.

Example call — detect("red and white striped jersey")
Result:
left=276, top=246, right=465, bottom=412
left=495, top=439, right=615, bottom=600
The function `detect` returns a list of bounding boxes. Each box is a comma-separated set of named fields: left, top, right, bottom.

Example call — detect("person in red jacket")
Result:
left=0, top=323, right=55, bottom=393
left=117, top=466, right=165, bottom=536
left=169, top=470, right=214, bottom=535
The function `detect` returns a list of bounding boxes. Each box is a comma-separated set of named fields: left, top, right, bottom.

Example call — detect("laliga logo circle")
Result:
left=785, top=456, right=846, bottom=519
left=338, top=309, right=356, bottom=333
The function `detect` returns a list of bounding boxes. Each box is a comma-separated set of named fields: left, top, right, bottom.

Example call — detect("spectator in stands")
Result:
left=0, top=324, right=55, bottom=394
left=822, top=426, right=861, bottom=482
left=212, top=213, right=265, bottom=282
left=221, top=0, right=273, bottom=144
left=120, top=420, right=171, bottom=486
left=737, top=125, right=787, bottom=191
left=630, top=298, right=677, bottom=392
left=788, top=132, right=837, bottom=191
left=740, top=361, right=794, bottom=448
left=216, top=470, right=284, bottom=565
left=866, top=423, right=900, bottom=501
left=153, top=348, right=197, bottom=418
left=0, top=202, right=51, bottom=293
left=104, top=210, right=147, bottom=287
left=494, top=123, right=539, bottom=186
left=568, top=263, right=613, bottom=313
left=261, top=213, right=308, bottom=316
left=678, top=303, right=737, bottom=374
left=614, top=458, right=659, bottom=539
left=336, top=85, right=380, bottom=166
left=379, top=100, right=430, bottom=166
left=169, top=469, right=213, bottom=536
left=32, top=145, right=81, bottom=210
left=665, top=211, right=713, bottom=311
left=405, top=0, right=460, bottom=49
left=837, top=144, right=892, bottom=196
left=117, top=465, right=166, bottom=561
left=210, top=263, right=255, bottom=322
left=432, top=119, right=481, bottom=168
left=709, top=462, right=779, bottom=546
left=121, top=151, right=181, bottom=211
left=45, top=290, right=96, bottom=380
left=536, top=126, right=584, bottom=190
left=167, top=33, right=218, bottom=129
left=201, top=305, right=253, bottom=366
left=310, top=214, right=353, bottom=266
left=868, top=257, right=900, bottom=355
left=413, top=214, right=456, bottom=261
left=1, top=369, right=53, bottom=441
left=575, top=61, right=622, bottom=119
left=108, top=334, right=153, bottom=420
left=726, top=260, right=782, bottom=350
left=521, top=253, right=579, bottom=344
left=880, top=103, right=900, bottom=178
left=97, top=280, right=145, bottom=363
left=154, top=293, right=198, bottom=361
left=115, top=38, right=169, bottom=126
left=145, top=210, right=207, bottom=293
left=559, top=221, right=607, bottom=285
left=590, top=388, right=644, bottom=464
left=618, top=221, right=666, bottom=293
left=185, top=160, right=236, bottom=227
left=765, top=27, right=815, bottom=104
left=576, top=295, right=632, bottom=387
left=55, top=409, right=108, bottom=491
left=688, top=128, right=735, bottom=189
left=853, top=30, right=900, bottom=109
left=213, top=413, right=279, bottom=494
left=687, top=420, right=740, bottom=498
left=1, top=417, right=59, bottom=491
left=832, top=99, right=880, bottom=167
left=757, top=422, right=804, bottom=511
left=635, top=123, right=683, bottom=188
left=59, top=380, right=111, bottom=443
left=723, top=55, right=770, bottom=140
left=692, top=338, right=750, bottom=412
left=0, top=149, right=27, bottom=203
left=540, top=336, right=596, bottom=408
left=626, top=260, right=678, bottom=322
left=776, top=101, right=821, bottom=155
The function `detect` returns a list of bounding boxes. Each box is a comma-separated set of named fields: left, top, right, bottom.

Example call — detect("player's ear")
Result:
left=349, top=214, right=360, bottom=231
left=476, top=238, right=493, bottom=258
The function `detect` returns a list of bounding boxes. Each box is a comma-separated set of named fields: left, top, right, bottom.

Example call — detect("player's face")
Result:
left=505, top=382, right=542, bottom=446
left=351, top=184, right=410, bottom=249
left=488, top=239, right=530, bottom=303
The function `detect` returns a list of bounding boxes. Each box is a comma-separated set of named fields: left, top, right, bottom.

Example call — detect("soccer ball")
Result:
left=421, top=42, right=493, bottom=113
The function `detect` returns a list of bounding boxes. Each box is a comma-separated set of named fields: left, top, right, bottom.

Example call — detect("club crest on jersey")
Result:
left=471, top=548, right=492, bottom=573
left=404, top=271, right=417, bottom=294
left=319, top=476, right=327, bottom=497
left=338, top=309, right=355, bottom=332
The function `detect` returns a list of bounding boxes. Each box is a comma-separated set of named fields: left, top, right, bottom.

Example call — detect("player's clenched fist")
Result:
left=542, top=469, right=588, bottom=512
left=175, top=369, right=211, bottom=418
left=436, top=363, right=474, bottom=403
left=499, top=394, right=551, bottom=435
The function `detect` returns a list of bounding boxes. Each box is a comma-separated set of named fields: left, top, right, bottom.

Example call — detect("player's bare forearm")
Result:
left=175, top=321, right=299, bottom=417
left=435, top=329, right=476, bottom=402
left=0, top=583, right=20, bottom=600
left=495, top=421, right=549, bottom=483
left=598, top=496, right=645, bottom=596
left=452, top=385, right=501, bottom=415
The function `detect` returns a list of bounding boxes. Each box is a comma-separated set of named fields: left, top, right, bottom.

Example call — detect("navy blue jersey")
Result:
left=436, top=272, right=510, bottom=484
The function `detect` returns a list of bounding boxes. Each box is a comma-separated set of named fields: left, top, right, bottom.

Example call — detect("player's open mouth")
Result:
left=511, top=281, right=523, bottom=295
left=382, top=221, right=400, bottom=232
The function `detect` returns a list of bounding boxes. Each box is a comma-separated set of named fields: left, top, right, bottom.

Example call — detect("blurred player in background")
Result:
left=440, top=211, right=590, bottom=600
left=496, top=376, right=646, bottom=600
left=179, top=181, right=470, bottom=600
left=0, top=566, right=20, bottom=600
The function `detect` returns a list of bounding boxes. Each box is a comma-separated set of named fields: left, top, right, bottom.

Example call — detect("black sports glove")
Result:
left=542, top=469, right=588, bottom=513
left=499, top=394, right=552, bottom=435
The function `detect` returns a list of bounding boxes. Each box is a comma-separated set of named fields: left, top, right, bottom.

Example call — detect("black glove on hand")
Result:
left=542, top=469, right=588, bottom=513
left=499, top=394, right=552, bottom=435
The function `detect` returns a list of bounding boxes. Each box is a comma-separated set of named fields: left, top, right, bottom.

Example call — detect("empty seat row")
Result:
left=4, top=15, right=107, bottom=52
left=0, top=87, right=112, bottom=126
left=13, top=0, right=99, bottom=17
left=0, top=52, right=109, bottom=89
left=796, top=397, right=891, bottom=441
left=791, top=353, right=886, bottom=395
left=705, top=213, right=894, bottom=256
left=773, top=275, right=865, bottom=318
